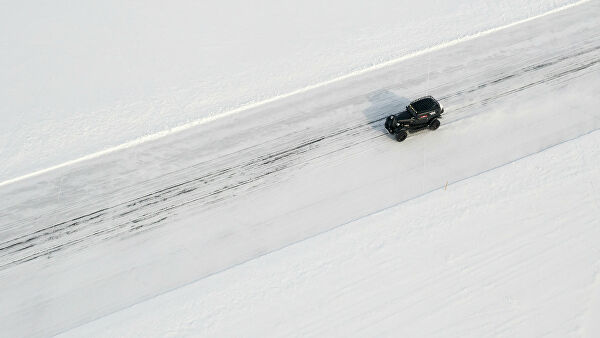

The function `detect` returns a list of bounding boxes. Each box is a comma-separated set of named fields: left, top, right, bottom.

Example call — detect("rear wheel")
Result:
left=385, top=116, right=394, bottom=134
left=396, top=130, right=408, bottom=142
left=428, top=118, right=440, bottom=130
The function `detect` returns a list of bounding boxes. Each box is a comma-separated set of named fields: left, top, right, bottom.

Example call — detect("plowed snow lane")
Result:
left=2, top=33, right=599, bottom=271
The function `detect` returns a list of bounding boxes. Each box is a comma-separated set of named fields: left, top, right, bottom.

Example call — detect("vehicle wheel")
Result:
left=396, top=130, right=408, bottom=142
left=385, top=116, right=394, bottom=134
left=429, top=119, right=440, bottom=130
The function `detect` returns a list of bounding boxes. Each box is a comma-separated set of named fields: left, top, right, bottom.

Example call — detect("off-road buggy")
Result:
left=384, top=96, right=444, bottom=142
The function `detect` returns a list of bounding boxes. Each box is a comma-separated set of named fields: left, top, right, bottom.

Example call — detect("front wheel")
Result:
left=428, top=118, right=440, bottom=130
left=396, top=130, right=408, bottom=142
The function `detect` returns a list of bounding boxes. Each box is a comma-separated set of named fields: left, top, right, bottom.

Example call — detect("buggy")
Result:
left=384, top=96, right=444, bottom=142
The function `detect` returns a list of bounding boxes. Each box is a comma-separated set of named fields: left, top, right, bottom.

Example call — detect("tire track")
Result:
left=1, top=36, right=598, bottom=271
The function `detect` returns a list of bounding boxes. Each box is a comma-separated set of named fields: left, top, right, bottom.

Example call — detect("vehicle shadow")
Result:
left=363, top=89, right=410, bottom=139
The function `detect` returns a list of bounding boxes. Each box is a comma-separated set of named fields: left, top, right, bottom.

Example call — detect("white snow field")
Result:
left=0, top=0, right=584, bottom=184
left=1, top=0, right=600, bottom=337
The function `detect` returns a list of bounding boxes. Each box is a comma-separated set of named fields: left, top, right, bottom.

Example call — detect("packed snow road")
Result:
left=1, top=1, right=600, bottom=336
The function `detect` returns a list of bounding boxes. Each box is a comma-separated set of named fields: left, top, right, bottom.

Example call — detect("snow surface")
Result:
left=60, top=128, right=600, bottom=338
left=1, top=0, right=600, bottom=337
left=0, top=0, right=583, bottom=183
